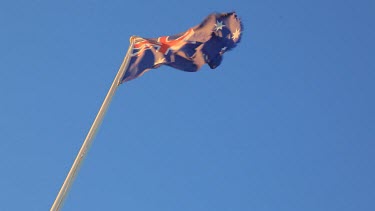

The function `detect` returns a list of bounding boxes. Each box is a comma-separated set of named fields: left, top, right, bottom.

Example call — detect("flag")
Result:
left=121, top=12, right=243, bottom=83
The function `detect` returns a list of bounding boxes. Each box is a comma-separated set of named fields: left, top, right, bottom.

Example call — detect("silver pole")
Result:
left=50, top=37, right=135, bottom=211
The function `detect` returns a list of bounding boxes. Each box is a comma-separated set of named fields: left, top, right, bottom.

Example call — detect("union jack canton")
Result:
left=121, top=12, right=243, bottom=83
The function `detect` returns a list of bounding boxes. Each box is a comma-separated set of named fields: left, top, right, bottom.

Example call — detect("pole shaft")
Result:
left=51, top=38, right=134, bottom=211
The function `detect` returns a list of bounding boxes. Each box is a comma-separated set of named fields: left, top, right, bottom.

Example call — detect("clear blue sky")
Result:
left=1, top=1, right=374, bottom=210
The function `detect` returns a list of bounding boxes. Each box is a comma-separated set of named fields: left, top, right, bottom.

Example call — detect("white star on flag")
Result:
left=214, top=20, right=225, bottom=31
left=220, top=47, right=227, bottom=55
left=232, top=28, right=241, bottom=40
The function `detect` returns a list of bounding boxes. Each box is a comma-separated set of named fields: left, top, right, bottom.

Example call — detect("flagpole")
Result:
left=50, top=37, right=135, bottom=211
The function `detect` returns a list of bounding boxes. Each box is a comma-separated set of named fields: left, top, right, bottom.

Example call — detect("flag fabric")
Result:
left=121, top=12, right=243, bottom=83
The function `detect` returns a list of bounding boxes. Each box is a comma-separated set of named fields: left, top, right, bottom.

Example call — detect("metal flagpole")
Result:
left=50, top=37, right=135, bottom=211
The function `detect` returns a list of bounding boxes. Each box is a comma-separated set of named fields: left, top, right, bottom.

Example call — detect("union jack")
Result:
left=131, top=28, right=195, bottom=56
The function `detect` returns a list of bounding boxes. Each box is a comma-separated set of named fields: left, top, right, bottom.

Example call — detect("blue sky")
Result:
left=1, top=1, right=374, bottom=210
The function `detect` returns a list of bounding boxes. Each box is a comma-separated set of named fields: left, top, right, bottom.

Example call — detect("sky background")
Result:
left=1, top=0, right=374, bottom=210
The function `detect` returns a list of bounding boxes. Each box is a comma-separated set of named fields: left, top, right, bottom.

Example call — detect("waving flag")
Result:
left=51, top=12, right=243, bottom=210
left=121, top=12, right=243, bottom=83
